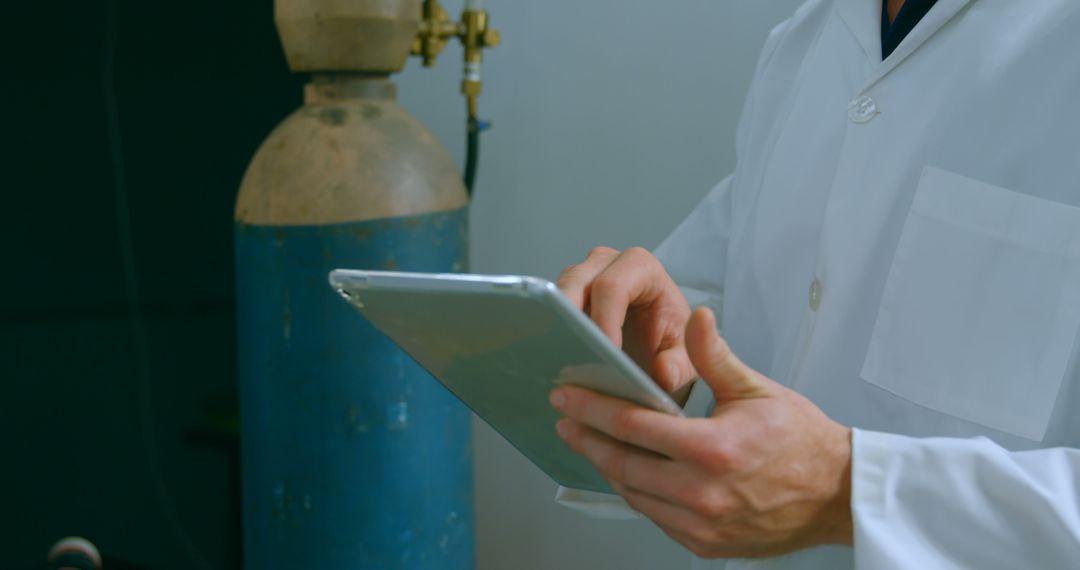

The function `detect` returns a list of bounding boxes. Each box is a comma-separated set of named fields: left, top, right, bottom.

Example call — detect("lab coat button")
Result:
left=809, top=278, right=822, bottom=311
left=848, top=95, right=878, bottom=123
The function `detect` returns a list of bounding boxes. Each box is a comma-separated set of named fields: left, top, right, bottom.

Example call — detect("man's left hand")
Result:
left=550, top=307, right=854, bottom=559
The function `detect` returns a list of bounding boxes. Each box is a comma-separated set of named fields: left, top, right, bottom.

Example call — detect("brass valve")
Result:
left=412, top=0, right=500, bottom=118
left=412, top=0, right=460, bottom=67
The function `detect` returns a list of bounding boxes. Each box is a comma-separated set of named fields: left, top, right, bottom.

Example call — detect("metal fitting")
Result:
left=412, top=0, right=499, bottom=119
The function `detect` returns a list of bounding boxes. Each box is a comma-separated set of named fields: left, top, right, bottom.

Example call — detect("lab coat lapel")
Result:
left=835, top=0, right=975, bottom=86
left=834, top=0, right=881, bottom=64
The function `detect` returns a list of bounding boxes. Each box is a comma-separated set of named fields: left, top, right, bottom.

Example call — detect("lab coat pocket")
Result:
left=860, top=167, right=1080, bottom=441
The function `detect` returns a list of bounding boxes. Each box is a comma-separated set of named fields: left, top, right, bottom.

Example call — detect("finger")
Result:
left=653, top=524, right=716, bottom=562
left=558, top=417, right=741, bottom=514
left=610, top=481, right=716, bottom=544
left=552, top=385, right=701, bottom=459
left=556, top=419, right=706, bottom=506
left=685, top=307, right=770, bottom=402
left=653, top=345, right=696, bottom=394
left=588, top=247, right=668, bottom=347
left=613, top=482, right=771, bottom=560
left=649, top=518, right=746, bottom=562
left=555, top=246, right=620, bottom=309
left=647, top=515, right=766, bottom=561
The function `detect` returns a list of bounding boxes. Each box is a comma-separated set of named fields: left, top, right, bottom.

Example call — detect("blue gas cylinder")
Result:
left=234, top=74, right=474, bottom=569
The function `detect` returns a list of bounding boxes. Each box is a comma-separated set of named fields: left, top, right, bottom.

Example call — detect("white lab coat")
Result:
left=559, top=0, right=1080, bottom=568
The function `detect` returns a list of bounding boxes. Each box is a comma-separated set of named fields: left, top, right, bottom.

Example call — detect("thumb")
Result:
left=685, top=307, right=770, bottom=402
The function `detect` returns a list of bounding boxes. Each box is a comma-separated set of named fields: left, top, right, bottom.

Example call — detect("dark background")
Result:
left=1, top=0, right=303, bottom=567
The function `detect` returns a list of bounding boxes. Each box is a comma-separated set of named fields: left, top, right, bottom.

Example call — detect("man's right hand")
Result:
left=556, top=246, right=697, bottom=396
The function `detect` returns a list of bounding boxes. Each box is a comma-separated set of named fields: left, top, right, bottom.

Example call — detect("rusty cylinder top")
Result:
left=275, top=0, right=421, bottom=73
left=235, top=75, right=468, bottom=227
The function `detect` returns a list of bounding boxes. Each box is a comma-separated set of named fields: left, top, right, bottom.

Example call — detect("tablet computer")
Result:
left=328, top=269, right=686, bottom=494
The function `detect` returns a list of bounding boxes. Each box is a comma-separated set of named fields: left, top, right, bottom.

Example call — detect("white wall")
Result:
left=398, top=1, right=804, bottom=568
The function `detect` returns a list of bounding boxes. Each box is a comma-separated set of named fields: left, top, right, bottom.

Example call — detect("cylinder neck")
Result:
left=304, top=74, right=397, bottom=104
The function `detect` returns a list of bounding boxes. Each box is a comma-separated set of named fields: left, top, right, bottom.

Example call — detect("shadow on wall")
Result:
left=0, top=0, right=302, bottom=568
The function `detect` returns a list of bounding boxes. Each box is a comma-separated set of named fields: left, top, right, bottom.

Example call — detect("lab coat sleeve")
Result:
left=853, top=429, right=1080, bottom=569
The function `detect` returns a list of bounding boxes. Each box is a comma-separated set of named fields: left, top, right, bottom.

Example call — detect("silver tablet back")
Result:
left=328, top=270, right=683, bottom=493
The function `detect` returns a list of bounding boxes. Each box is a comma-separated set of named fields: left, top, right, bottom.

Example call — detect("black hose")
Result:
left=464, top=116, right=482, bottom=197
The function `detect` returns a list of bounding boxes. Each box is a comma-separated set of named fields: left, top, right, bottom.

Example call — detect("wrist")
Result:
left=817, top=424, right=854, bottom=546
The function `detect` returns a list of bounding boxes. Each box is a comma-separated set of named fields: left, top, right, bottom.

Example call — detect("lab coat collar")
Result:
left=836, top=0, right=975, bottom=87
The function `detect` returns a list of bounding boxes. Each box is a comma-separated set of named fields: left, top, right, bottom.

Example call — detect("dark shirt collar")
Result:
left=882, top=0, right=940, bottom=59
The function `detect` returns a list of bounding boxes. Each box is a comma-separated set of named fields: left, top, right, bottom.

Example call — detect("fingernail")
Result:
left=550, top=389, right=566, bottom=410
left=555, top=419, right=569, bottom=439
